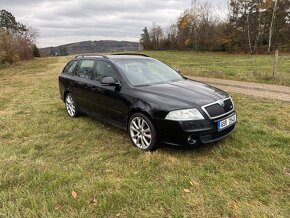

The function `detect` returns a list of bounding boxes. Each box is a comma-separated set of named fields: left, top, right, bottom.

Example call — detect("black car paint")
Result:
left=59, top=55, right=236, bottom=146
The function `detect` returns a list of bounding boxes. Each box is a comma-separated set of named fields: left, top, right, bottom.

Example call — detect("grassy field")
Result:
left=0, top=56, right=289, bottom=217
left=143, top=51, right=290, bottom=86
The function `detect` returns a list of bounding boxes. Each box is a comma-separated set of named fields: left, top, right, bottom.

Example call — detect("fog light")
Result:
left=188, top=136, right=197, bottom=145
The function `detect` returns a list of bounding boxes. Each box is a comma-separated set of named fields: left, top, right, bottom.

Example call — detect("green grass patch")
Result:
left=0, top=57, right=289, bottom=217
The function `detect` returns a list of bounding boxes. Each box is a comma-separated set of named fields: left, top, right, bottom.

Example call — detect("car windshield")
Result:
left=113, top=58, right=183, bottom=86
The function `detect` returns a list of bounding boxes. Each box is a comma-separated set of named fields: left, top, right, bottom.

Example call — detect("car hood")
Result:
left=134, top=79, right=229, bottom=109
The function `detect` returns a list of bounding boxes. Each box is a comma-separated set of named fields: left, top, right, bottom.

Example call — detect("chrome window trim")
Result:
left=201, top=97, right=235, bottom=120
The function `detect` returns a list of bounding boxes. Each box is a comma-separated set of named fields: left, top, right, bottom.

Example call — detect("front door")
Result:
left=89, top=60, right=127, bottom=126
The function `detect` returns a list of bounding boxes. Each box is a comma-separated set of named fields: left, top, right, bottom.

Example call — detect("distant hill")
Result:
left=40, top=40, right=141, bottom=56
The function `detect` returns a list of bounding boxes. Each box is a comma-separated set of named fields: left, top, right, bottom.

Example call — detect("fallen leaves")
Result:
left=71, top=191, right=99, bottom=206
left=71, top=191, right=77, bottom=199
left=91, top=196, right=97, bottom=205
left=183, top=189, right=191, bottom=193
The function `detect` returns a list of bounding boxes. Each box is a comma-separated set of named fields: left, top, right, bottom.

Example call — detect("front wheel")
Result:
left=65, top=93, right=79, bottom=117
left=128, top=113, right=158, bottom=151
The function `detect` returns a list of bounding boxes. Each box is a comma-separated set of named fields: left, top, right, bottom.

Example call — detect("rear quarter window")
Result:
left=63, top=61, right=78, bottom=75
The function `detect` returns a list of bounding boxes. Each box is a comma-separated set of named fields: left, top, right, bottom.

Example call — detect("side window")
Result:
left=63, top=61, right=78, bottom=75
left=75, top=60, right=95, bottom=79
left=94, top=61, right=118, bottom=81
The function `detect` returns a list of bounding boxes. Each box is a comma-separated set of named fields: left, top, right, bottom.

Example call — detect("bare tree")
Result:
left=165, top=24, right=178, bottom=49
left=246, top=7, right=253, bottom=53
left=150, top=24, right=164, bottom=50
left=268, top=0, right=278, bottom=53
left=253, top=0, right=263, bottom=53
left=189, top=0, right=201, bottom=50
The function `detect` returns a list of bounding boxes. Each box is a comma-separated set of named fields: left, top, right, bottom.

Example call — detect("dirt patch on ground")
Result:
left=188, top=76, right=290, bottom=102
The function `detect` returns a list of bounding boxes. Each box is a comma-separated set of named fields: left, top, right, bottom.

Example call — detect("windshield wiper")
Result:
left=135, top=84, right=151, bottom=87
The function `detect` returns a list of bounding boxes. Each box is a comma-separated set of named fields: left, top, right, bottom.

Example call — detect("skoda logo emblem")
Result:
left=218, top=100, right=225, bottom=107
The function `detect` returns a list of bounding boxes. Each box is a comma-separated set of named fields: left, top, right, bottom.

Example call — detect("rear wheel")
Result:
left=65, top=93, right=78, bottom=117
left=129, top=113, right=158, bottom=151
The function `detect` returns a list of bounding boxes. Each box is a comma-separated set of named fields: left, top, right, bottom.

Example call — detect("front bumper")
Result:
left=156, top=112, right=236, bottom=146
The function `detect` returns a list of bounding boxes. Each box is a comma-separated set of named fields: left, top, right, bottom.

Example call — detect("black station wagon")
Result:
left=59, top=54, right=236, bottom=151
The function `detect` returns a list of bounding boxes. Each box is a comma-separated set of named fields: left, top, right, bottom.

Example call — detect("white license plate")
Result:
left=218, top=114, right=236, bottom=131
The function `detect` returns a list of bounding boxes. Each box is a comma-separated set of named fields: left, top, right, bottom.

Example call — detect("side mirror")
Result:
left=101, top=76, right=120, bottom=87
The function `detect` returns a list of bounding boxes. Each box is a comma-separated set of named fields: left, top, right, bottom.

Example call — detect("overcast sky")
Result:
left=0, top=0, right=227, bottom=48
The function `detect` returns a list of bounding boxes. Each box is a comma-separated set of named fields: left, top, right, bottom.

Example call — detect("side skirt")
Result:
left=79, top=108, right=127, bottom=131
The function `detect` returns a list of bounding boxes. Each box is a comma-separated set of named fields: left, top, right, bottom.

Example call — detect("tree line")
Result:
left=0, top=10, right=40, bottom=64
left=140, top=0, right=290, bottom=53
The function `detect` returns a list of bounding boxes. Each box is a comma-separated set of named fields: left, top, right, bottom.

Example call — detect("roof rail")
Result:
left=74, top=54, right=109, bottom=59
left=110, top=53, right=150, bottom=57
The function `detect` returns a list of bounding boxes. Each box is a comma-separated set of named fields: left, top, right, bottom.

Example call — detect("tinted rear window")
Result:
left=75, top=60, right=95, bottom=79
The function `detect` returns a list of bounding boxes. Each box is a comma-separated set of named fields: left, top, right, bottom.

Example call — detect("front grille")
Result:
left=200, top=124, right=235, bottom=143
left=202, top=98, right=234, bottom=119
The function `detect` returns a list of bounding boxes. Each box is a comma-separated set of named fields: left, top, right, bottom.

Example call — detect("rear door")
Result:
left=71, top=59, right=96, bottom=112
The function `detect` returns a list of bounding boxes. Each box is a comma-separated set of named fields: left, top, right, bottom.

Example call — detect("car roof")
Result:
left=74, top=53, right=150, bottom=60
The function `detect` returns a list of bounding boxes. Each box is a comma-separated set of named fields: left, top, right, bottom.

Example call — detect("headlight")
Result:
left=165, top=108, right=204, bottom=121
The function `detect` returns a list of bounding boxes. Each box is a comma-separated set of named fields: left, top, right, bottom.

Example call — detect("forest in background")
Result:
left=140, top=0, right=290, bottom=53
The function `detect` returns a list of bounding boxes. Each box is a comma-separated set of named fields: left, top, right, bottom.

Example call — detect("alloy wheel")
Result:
left=130, top=117, right=152, bottom=149
left=65, top=94, right=76, bottom=117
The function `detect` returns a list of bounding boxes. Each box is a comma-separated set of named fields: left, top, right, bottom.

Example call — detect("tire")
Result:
left=65, top=93, right=79, bottom=117
left=128, top=113, right=158, bottom=151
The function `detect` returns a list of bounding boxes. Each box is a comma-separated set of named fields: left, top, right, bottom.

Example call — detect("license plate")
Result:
left=218, top=114, right=236, bottom=131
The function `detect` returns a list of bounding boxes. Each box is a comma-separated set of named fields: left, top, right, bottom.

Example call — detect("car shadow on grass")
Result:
left=158, top=141, right=219, bottom=154
left=70, top=112, right=224, bottom=155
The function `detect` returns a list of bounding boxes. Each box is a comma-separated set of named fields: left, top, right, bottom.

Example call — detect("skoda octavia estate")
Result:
left=59, top=54, right=236, bottom=151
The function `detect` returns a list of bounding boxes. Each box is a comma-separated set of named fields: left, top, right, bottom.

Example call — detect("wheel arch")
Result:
left=126, top=108, right=155, bottom=131
left=64, top=90, right=70, bottom=100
